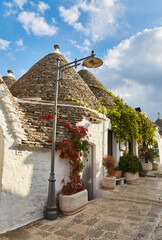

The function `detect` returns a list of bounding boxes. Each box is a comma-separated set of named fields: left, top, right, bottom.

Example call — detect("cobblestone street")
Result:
left=1, top=167, right=162, bottom=240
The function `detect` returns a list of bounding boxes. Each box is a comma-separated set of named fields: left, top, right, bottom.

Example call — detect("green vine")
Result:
left=106, top=97, right=156, bottom=144
left=67, top=95, right=103, bottom=114
left=88, top=84, right=116, bottom=98
left=67, top=86, right=156, bottom=145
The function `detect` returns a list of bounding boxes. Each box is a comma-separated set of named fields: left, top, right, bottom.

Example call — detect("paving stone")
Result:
left=83, top=217, right=99, bottom=226
left=72, top=233, right=85, bottom=240
left=95, top=220, right=121, bottom=232
left=134, top=232, right=154, bottom=240
left=126, top=215, right=144, bottom=222
left=36, top=230, right=51, bottom=238
left=139, top=223, right=156, bottom=233
left=68, top=224, right=89, bottom=234
left=0, top=229, right=31, bottom=240
left=100, top=232, right=132, bottom=240
left=86, top=229, right=104, bottom=238
left=154, top=226, right=162, bottom=236
left=70, top=218, right=84, bottom=224
left=54, top=229, right=75, bottom=238
left=118, top=224, right=139, bottom=237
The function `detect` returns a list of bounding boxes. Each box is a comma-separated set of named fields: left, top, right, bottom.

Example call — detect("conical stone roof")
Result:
left=78, top=69, right=115, bottom=109
left=10, top=48, right=102, bottom=110
left=2, top=70, right=16, bottom=89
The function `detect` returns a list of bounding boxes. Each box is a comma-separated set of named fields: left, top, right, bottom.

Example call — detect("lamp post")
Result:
left=44, top=45, right=103, bottom=220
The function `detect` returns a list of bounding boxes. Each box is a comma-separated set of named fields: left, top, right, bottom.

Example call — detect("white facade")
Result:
left=0, top=81, right=140, bottom=233
left=0, top=82, right=116, bottom=233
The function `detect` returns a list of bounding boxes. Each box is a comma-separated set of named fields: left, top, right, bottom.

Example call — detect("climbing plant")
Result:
left=40, top=113, right=90, bottom=195
left=67, top=90, right=156, bottom=144
left=56, top=120, right=90, bottom=195
left=105, top=96, right=156, bottom=144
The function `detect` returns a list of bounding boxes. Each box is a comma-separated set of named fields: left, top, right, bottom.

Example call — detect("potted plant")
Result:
left=102, top=155, right=117, bottom=189
left=114, top=166, right=122, bottom=179
left=102, top=155, right=122, bottom=178
left=102, top=155, right=115, bottom=174
left=56, top=120, right=90, bottom=215
left=119, top=152, right=143, bottom=183
left=138, top=143, right=159, bottom=171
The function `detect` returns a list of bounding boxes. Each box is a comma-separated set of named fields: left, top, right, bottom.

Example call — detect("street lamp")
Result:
left=44, top=45, right=103, bottom=220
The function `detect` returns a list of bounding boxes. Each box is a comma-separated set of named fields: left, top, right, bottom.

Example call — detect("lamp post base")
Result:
left=44, top=174, right=57, bottom=220
left=44, top=207, right=57, bottom=220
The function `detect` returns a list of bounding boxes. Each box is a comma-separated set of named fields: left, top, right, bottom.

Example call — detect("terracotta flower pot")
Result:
left=59, top=189, right=88, bottom=215
left=114, top=170, right=122, bottom=179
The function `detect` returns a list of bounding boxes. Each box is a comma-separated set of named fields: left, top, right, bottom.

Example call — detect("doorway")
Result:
left=108, top=130, right=113, bottom=156
left=82, top=145, right=94, bottom=200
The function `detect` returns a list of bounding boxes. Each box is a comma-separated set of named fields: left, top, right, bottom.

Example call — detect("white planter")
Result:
left=142, top=162, right=153, bottom=171
left=152, top=162, right=158, bottom=170
left=102, top=176, right=116, bottom=190
left=124, top=172, right=139, bottom=183
left=59, top=189, right=88, bottom=215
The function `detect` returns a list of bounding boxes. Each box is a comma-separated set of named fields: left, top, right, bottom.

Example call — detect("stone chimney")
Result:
left=2, top=70, right=16, bottom=89
left=7, top=70, right=14, bottom=77
left=53, top=44, right=61, bottom=54
left=158, top=112, right=160, bottom=119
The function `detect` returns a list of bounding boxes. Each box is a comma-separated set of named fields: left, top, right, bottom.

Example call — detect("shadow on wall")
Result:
left=0, top=148, right=51, bottom=234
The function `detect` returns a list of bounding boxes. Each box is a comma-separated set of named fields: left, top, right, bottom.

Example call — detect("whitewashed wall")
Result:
left=0, top=80, right=123, bottom=233
left=156, top=133, right=162, bottom=164
left=0, top=92, right=71, bottom=233
left=0, top=89, right=112, bottom=234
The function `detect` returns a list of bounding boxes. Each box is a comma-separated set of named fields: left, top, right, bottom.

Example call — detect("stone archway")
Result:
left=0, top=126, right=4, bottom=194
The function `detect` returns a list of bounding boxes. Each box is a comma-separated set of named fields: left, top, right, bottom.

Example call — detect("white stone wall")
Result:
left=0, top=89, right=111, bottom=233
left=0, top=95, right=70, bottom=233
left=156, top=133, right=162, bottom=164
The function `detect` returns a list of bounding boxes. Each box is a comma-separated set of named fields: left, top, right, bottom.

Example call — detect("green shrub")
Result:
left=119, top=152, right=143, bottom=174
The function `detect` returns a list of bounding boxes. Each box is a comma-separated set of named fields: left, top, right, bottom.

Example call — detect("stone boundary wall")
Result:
left=17, top=100, right=106, bottom=148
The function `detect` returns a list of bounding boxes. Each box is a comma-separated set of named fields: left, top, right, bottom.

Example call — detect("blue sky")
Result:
left=0, top=0, right=162, bottom=121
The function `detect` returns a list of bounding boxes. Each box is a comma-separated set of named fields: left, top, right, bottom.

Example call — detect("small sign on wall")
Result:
left=16, top=149, right=22, bottom=156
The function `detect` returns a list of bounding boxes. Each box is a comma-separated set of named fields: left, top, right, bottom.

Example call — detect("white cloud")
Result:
left=13, top=0, right=27, bottom=9
left=94, top=27, right=162, bottom=121
left=15, top=38, right=23, bottom=46
left=18, top=11, right=58, bottom=36
left=0, top=38, right=11, bottom=50
left=4, top=1, right=13, bottom=8
left=3, top=1, right=17, bottom=16
left=59, top=0, right=125, bottom=42
left=70, top=39, right=91, bottom=53
left=38, top=1, right=50, bottom=14
left=59, top=5, right=80, bottom=24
